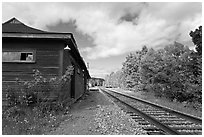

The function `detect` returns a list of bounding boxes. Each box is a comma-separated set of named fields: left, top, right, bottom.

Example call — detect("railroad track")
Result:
left=99, top=88, right=202, bottom=135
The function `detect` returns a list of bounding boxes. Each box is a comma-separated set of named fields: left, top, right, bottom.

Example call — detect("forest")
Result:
left=105, top=26, right=202, bottom=106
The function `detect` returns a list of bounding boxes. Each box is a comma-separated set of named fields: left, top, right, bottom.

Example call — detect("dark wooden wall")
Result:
left=61, top=49, right=88, bottom=100
left=68, top=51, right=86, bottom=100
left=2, top=38, right=89, bottom=103
left=2, top=38, right=64, bottom=101
left=61, top=49, right=72, bottom=99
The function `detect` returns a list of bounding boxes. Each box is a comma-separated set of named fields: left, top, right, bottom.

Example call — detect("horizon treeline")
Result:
left=105, top=26, right=202, bottom=106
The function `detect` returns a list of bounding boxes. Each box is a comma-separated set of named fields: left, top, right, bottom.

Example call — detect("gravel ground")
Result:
left=46, top=89, right=147, bottom=135
left=94, top=105, right=146, bottom=135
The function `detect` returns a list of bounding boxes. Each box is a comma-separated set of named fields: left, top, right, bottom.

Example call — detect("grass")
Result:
left=112, top=88, right=202, bottom=118
left=2, top=67, right=75, bottom=135
left=2, top=106, right=71, bottom=135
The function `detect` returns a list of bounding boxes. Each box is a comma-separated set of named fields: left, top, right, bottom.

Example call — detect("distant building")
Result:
left=2, top=18, right=90, bottom=104
left=89, top=77, right=105, bottom=87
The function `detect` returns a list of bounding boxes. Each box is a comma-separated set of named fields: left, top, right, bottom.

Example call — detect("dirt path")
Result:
left=46, top=90, right=146, bottom=135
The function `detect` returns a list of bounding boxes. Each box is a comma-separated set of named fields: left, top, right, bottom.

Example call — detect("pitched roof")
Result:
left=2, top=17, right=47, bottom=34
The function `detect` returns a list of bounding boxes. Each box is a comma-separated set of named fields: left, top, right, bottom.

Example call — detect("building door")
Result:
left=71, top=63, right=75, bottom=98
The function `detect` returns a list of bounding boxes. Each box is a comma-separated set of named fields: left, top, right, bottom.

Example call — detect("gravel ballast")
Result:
left=94, top=105, right=146, bottom=135
left=46, top=89, right=147, bottom=135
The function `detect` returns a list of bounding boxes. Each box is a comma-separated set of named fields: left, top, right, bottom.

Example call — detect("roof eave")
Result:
left=2, top=33, right=72, bottom=39
left=69, top=37, right=91, bottom=78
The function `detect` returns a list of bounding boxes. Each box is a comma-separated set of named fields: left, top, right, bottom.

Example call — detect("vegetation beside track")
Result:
left=2, top=66, right=74, bottom=135
left=110, top=88, right=202, bottom=118
left=102, top=88, right=201, bottom=135
left=105, top=26, right=202, bottom=112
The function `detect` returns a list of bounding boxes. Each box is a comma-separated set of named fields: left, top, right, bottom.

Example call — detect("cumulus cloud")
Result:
left=88, top=68, right=110, bottom=78
left=2, top=2, right=202, bottom=59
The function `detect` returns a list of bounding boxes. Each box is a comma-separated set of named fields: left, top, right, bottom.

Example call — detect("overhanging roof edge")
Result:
left=2, top=33, right=72, bottom=39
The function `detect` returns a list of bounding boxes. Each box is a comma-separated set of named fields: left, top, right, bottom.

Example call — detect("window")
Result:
left=2, top=51, right=35, bottom=63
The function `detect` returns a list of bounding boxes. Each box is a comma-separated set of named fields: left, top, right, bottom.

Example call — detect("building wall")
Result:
left=2, top=38, right=64, bottom=101
left=61, top=49, right=72, bottom=99
left=2, top=38, right=89, bottom=103
left=74, top=67, right=85, bottom=99
left=62, top=49, right=88, bottom=100
left=69, top=53, right=86, bottom=99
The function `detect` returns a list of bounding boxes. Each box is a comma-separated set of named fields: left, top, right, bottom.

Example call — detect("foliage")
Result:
left=89, top=78, right=104, bottom=87
left=139, top=42, right=201, bottom=104
left=105, top=26, right=202, bottom=108
left=3, top=66, right=74, bottom=135
left=121, top=46, right=148, bottom=89
left=189, top=26, right=202, bottom=56
left=105, top=70, right=126, bottom=88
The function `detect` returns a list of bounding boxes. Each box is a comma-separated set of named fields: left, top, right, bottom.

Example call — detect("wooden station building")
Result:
left=2, top=18, right=90, bottom=102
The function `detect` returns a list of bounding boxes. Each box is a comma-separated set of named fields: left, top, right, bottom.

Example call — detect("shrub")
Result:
left=3, top=65, right=74, bottom=135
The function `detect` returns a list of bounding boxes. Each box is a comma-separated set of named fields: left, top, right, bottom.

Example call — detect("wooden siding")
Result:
left=2, top=38, right=89, bottom=104
left=61, top=49, right=72, bottom=98
left=58, top=49, right=87, bottom=100
left=69, top=53, right=86, bottom=99
left=2, top=39, right=64, bottom=101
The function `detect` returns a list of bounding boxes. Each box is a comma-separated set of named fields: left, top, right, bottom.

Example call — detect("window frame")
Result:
left=2, top=49, right=36, bottom=63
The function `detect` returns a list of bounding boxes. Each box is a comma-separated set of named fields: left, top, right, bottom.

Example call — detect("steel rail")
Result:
left=104, top=88, right=202, bottom=124
left=100, top=88, right=180, bottom=135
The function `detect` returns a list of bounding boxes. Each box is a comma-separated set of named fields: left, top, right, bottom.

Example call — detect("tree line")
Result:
left=105, top=26, right=202, bottom=105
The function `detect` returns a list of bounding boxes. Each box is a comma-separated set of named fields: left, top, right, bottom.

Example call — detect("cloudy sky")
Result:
left=2, top=2, right=202, bottom=78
